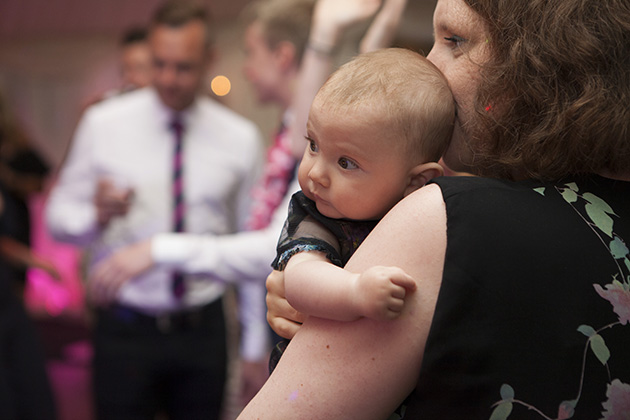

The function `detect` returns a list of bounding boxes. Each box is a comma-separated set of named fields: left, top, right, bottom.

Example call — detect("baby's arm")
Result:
left=283, top=251, right=416, bottom=322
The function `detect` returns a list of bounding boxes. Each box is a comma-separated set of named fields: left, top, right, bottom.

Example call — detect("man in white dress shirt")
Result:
left=45, top=1, right=263, bottom=419
left=82, top=0, right=317, bottom=407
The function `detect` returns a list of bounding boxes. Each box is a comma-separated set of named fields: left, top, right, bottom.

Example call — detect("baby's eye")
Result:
left=305, top=137, right=318, bottom=152
left=338, top=157, right=358, bottom=170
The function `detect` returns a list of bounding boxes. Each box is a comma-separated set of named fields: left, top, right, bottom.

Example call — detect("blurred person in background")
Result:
left=45, top=1, right=264, bottom=419
left=0, top=88, right=59, bottom=294
left=118, top=27, right=152, bottom=94
left=0, top=89, right=57, bottom=420
left=83, top=26, right=153, bottom=109
left=86, top=0, right=318, bottom=407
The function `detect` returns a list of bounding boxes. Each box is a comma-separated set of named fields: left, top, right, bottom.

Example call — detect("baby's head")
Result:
left=299, top=48, right=455, bottom=221
left=317, top=48, right=454, bottom=165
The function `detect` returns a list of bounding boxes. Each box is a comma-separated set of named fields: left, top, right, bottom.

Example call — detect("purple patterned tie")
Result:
left=170, top=115, right=185, bottom=299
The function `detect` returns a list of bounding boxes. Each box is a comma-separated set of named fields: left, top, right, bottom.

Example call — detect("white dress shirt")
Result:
left=46, top=88, right=263, bottom=316
left=148, top=109, right=301, bottom=360
left=151, top=177, right=299, bottom=281
left=150, top=108, right=299, bottom=279
left=151, top=177, right=300, bottom=360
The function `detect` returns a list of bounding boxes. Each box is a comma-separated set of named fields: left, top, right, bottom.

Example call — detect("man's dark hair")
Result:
left=120, top=26, right=148, bottom=47
left=150, top=0, right=214, bottom=47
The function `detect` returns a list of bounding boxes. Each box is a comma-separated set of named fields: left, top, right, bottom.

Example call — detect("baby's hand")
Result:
left=352, top=266, right=416, bottom=321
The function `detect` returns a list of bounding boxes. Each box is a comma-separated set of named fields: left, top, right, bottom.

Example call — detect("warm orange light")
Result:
left=211, top=75, right=231, bottom=96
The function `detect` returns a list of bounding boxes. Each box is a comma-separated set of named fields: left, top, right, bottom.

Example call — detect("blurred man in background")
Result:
left=46, top=1, right=263, bottom=418
left=81, top=0, right=317, bottom=409
left=118, top=26, right=152, bottom=93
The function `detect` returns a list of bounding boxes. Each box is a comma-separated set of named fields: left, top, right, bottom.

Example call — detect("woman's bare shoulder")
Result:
left=347, top=183, right=447, bottom=275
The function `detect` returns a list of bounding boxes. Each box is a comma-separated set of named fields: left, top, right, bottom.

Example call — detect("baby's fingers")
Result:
left=387, top=296, right=405, bottom=313
left=390, top=270, right=417, bottom=292
left=388, top=283, right=406, bottom=300
left=268, top=313, right=303, bottom=340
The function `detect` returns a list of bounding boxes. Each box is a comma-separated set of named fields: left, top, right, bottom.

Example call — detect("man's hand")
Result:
left=31, top=255, right=62, bottom=281
left=87, top=239, right=153, bottom=306
left=352, top=266, right=417, bottom=321
left=265, top=270, right=307, bottom=339
left=94, top=178, right=134, bottom=227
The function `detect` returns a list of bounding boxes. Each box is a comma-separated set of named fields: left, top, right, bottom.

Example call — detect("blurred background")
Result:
left=0, top=1, right=435, bottom=418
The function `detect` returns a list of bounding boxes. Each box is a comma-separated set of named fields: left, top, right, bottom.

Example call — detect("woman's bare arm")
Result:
left=238, top=184, right=446, bottom=419
left=359, top=0, right=408, bottom=53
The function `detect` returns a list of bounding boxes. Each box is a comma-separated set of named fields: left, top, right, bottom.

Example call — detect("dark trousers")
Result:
left=0, top=293, right=57, bottom=420
left=92, top=299, right=227, bottom=420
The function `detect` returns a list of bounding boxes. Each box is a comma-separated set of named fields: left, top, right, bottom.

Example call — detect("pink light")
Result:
left=24, top=190, right=86, bottom=318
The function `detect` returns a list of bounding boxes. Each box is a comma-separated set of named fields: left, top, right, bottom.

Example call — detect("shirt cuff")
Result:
left=151, top=233, right=202, bottom=266
left=240, top=322, right=271, bottom=362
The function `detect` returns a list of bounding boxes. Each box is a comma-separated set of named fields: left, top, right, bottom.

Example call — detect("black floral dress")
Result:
left=405, top=175, right=630, bottom=419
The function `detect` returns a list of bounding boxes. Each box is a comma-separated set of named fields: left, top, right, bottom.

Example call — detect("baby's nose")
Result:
left=308, top=161, right=329, bottom=187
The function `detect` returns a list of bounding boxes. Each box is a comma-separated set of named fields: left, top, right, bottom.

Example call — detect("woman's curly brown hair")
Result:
left=464, top=0, right=630, bottom=180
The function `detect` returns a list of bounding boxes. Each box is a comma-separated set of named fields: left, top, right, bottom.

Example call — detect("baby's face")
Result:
left=298, top=100, right=415, bottom=221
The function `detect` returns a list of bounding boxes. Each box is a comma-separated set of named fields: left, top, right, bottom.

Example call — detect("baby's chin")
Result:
left=313, top=200, right=340, bottom=219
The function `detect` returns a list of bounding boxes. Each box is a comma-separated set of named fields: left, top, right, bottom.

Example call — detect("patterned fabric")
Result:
left=170, top=115, right=185, bottom=299
left=268, top=193, right=377, bottom=365
left=404, top=175, right=630, bottom=419
left=489, top=181, right=630, bottom=420
left=245, top=124, right=297, bottom=231
left=271, top=191, right=378, bottom=270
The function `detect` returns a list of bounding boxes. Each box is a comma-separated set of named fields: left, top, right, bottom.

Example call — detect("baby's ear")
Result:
left=404, top=162, right=444, bottom=197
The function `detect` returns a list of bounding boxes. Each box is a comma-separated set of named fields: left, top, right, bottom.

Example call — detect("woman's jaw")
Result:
left=441, top=120, right=475, bottom=176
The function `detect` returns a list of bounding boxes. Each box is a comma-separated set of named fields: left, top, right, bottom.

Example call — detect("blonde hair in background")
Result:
left=241, top=0, right=316, bottom=65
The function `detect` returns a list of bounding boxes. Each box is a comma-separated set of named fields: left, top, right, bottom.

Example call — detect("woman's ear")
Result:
left=404, top=162, right=444, bottom=197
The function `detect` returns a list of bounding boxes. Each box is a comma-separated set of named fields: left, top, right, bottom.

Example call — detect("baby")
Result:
left=270, top=47, right=454, bottom=370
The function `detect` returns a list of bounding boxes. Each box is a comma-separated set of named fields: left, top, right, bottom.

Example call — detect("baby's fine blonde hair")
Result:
left=316, top=48, right=455, bottom=164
